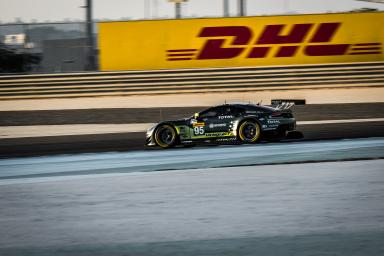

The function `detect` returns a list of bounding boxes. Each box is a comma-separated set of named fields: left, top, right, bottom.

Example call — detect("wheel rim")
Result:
left=155, top=125, right=176, bottom=147
left=243, top=123, right=257, bottom=139
left=239, top=121, right=260, bottom=142
left=160, top=128, right=174, bottom=144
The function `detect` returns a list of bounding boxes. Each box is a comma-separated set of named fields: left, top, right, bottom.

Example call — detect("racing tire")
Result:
left=154, top=124, right=177, bottom=149
left=237, top=120, right=261, bottom=144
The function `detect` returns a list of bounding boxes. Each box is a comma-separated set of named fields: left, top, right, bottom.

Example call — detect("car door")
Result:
left=189, top=107, right=216, bottom=138
left=199, top=106, right=233, bottom=136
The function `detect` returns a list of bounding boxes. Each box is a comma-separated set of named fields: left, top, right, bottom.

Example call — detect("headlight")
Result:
left=146, top=125, right=156, bottom=136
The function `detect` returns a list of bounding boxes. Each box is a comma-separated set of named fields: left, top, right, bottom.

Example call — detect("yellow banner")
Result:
left=98, top=12, right=384, bottom=71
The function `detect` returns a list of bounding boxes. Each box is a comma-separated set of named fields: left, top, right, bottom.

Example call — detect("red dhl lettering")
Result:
left=166, top=23, right=382, bottom=61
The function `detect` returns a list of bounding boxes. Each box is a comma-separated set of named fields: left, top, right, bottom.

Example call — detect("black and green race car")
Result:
left=146, top=102, right=302, bottom=148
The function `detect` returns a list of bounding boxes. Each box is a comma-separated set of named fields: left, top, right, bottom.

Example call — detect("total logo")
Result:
left=218, top=115, right=234, bottom=119
left=166, top=23, right=382, bottom=61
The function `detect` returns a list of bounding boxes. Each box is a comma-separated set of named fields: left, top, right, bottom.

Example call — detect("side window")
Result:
left=229, top=106, right=244, bottom=116
left=215, top=106, right=229, bottom=116
left=199, top=107, right=219, bottom=118
left=199, top=106, right=244, bottom=118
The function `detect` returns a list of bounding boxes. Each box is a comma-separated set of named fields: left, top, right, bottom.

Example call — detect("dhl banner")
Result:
left=98, top=12, right=384, bottom=71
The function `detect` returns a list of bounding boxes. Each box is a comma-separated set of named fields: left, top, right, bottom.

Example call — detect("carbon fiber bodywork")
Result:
left=146, top=103, right=298, bottom=147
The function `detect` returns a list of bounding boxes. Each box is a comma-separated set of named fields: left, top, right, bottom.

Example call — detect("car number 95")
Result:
left=194, top=127, right=205, bottom=135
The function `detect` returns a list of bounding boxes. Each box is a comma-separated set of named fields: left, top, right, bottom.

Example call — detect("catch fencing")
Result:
left=0, top=22, right=93, bottom=73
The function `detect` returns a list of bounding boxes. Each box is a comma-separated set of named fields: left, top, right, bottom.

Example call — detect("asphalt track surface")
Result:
left=0, top=137, right=383, bottom=180
left=1, top=157, right=384, bottom=255
left=1, top=121, right=384, bottom=256
left=0, top=103, right=384, bottom=157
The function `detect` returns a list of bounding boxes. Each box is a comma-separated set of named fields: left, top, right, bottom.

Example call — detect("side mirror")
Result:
left=194, top=113, right=199, bottom=119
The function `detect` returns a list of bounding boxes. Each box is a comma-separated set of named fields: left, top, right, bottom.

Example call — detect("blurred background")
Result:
left=0, top=0, right=383, bottom=74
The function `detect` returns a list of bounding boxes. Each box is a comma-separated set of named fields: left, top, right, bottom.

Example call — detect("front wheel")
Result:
left=154, top=124, right=177, bottom=148
left=237, top=120, right=261, bottom=143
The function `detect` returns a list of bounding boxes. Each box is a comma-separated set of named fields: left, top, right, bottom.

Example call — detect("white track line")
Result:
left=298, top=118, right=384, bottom=125
left=1, top=89, right=384, bottom=111
left=0, top=118, right=383, bottom=139
left=0, top=124, right=155, bottom=139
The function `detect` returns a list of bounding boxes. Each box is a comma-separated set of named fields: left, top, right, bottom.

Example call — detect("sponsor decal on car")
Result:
left=218, top=115, right=234, bottom=119
left=216, top=137, right=237, bottom=142
left=205, top=132, right=233, bottom=137
left=193, top=122, right=205, bottom=127
left=209, top=123, right=227, bottom=128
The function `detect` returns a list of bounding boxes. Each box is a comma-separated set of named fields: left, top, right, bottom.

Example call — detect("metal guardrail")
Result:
left=0, top=62, right=383, bottom=100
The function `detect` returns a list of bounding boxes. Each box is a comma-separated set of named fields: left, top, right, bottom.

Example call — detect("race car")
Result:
left=146, top=102, right=302, bottom=148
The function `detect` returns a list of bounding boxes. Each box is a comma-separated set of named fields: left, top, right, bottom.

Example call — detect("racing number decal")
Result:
left=194, top=126, right=205, bottom=135
left=193, top=122, right=205, bottom=136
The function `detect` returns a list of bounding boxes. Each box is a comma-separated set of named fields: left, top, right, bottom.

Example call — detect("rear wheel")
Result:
left=154, top=124, right=177, bottom=148
left=238, top=120, right=261, bottom=143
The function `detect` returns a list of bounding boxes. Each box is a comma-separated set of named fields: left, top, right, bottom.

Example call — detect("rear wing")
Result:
left=270, top=99, right=306, bottom=110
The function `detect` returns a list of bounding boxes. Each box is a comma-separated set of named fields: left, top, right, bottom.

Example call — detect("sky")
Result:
left=0, top=0, right=383, bottom=23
